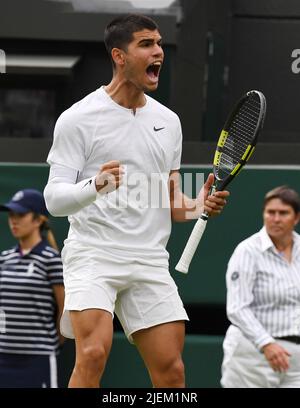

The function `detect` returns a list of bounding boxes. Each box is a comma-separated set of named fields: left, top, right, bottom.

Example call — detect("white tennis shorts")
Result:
left=60, top=245, right=189, bottom=343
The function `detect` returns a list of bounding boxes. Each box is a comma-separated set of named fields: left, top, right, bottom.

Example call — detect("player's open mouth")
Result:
left=146, top=61, right=162, bottom=82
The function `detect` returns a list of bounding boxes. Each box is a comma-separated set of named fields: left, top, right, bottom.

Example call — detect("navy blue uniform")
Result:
left=0, top=240, right=63, bottom=387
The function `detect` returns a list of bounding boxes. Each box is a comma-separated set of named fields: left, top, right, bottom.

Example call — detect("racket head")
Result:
left=213, top=90, right=266, bottom=191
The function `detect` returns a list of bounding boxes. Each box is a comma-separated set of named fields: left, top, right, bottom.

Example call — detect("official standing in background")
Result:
left=221, top=186, right=300, bottom=388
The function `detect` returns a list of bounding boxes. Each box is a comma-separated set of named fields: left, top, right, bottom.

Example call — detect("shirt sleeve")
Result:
left=47, top=110, right=88, bottom=172
left=226, top=243, right=275, bottom=350
left=44, top=164, right=99, bottom=217
left=171, top=116, right=183, bottom=170
left=46, top=252, right=64, bottom=286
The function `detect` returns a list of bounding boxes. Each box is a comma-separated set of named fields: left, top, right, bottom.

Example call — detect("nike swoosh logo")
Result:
left=83, top=179, right=93, bottom=188
left=153, top=126, right=165, bottom=132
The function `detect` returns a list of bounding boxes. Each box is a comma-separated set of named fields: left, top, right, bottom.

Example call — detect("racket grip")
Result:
left=175, top=217, right=208, bottom=274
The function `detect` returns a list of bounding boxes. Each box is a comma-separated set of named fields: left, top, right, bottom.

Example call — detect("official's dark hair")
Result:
left=104, top=14, right=159, bottom=68
left=263, top=186, right=300, bottom=214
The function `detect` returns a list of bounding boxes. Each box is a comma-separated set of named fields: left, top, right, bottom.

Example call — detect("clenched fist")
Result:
left=95, top=160, right=124, bottom=194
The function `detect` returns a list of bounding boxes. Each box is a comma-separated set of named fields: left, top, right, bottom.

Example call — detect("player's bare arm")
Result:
left=169, top=170, right=229, bottom=222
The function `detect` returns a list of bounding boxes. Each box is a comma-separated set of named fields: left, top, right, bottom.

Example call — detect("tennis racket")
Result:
left=175, top=90, right=266, bottom=274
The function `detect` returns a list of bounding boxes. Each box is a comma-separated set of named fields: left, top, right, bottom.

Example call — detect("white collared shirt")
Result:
left=226, top=226, right=300, bottom=350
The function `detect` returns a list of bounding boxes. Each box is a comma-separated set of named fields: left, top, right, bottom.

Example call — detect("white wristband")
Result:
left=72, top=176, right=98, bottom=207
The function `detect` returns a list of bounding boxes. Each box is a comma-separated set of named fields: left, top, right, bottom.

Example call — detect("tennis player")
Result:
left=44, top=14, right=229, bottom=388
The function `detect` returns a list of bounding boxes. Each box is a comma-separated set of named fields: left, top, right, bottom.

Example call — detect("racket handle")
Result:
left=175, top=216, right=208, bottom=274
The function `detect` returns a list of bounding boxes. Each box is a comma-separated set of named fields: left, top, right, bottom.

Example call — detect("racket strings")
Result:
left=217, top=96, right=261, bottom=177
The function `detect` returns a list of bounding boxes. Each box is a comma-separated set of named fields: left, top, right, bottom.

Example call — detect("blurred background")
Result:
left=0, top=0, right=299, bottom=387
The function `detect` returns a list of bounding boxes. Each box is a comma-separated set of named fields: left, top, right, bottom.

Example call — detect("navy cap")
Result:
left=0, top=189, right=48, bottom=216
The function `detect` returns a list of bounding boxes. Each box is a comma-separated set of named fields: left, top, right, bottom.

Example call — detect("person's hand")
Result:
left=262, top=342, right=291, bottom=372
left=197, top=173, right=229, bottom=216
left=95, top=160, right=124, bottom=194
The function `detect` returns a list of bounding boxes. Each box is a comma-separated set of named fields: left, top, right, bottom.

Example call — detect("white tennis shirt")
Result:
left=46, top=86, right=182, bottom=266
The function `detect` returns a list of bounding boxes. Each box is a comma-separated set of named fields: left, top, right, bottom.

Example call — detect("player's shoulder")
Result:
left=146, top=94, right=180, bottom=123
left=56, top=88, right=103, bottom=127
